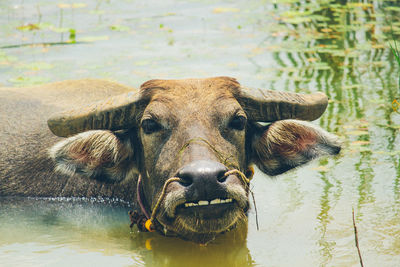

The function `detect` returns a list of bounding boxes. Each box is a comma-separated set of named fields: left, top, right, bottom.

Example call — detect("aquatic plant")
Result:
left=389, top=34, right=400, bottom=91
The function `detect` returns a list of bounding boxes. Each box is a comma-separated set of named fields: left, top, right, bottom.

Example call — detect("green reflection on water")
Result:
left=259, top=0, right=400, bottom=265
left=0, top=0, right=400, bottom=266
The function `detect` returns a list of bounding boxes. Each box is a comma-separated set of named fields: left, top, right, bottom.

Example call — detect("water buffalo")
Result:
left=0, top=77, right=340, bottom=243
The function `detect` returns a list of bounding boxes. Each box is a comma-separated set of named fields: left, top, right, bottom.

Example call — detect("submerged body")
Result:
left=0, top=77, right=340, bottom=243
left=0, top=79, right=137, bottom=200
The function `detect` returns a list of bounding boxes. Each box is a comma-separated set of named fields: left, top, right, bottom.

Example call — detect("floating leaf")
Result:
left=17, top=62, right=53, bottom=71
left=372, top=44, right=385, bottom=49
left=213, top=7, right=240, bottom=13
left=90, top=10, right=105, bottom=15
left=110, top=25, right=131, bottom=32
left=50, top=27, right=70, bottom=33
left=162, top=12, right=176, bottom=16
left=134, top=60, right=150, bottom=66
left=320, top=28, right=333, bottom=33
left=281, top=10, right=312, bottom=18
left=351, top=141, right=370, bottom=146
left=374, top=150, right=400, bottom=156
left=271, top=0, right=301, bottom=3
left=69, top=29, right=76, bottom=43
left=368, top=99, right=386, bottom=104
left=310, top=62, right=331, bottom=70
left=78, top=36, right=109, bottom=42
left=71, top=3, right=86, bottom=8
left=36, top=22, right=53, bottom=29
left=282, top=16, right=311, bottom=24
left=0, top=51, right=17, bottom=64
left=227, top=62, right=238, bottom=67
left=312, top=166, right=330, bottom=172
left=9, top=76, right=49, bottom=86
left=347, top=3, right=373, bottom=8
left=58, top=3, right=69, bottom=8
left=58, top=3, right=87, bottom=9
left=342, top=84, right=363, bottom=90
left=376, top=124, right=400, bottom=129
left=16, top=24, right=40, bottom=31
left=358, top=147, right=372, bottom=152
left=385, top=6, right=400, bottom=12
left=346, top=130, right=369, bottom=136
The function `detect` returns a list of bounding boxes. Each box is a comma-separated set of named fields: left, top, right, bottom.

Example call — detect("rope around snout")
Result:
left=150, top=177, right=181, bottom=223
left=132, top=167, right=258, bottom=233
left=224, top=169, right=252, bottom=186
left=224, top=168, right=259, bottom=231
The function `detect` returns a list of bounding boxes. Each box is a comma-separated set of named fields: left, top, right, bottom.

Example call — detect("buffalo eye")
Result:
left=229, top=115, right=247, bottom=131
left=141, top=119, right=162, bottom=134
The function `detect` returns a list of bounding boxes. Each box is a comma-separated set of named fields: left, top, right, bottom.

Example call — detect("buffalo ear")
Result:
left=251, top=120, right=341, bottom=176
left=49, top=130, right=137, bottom=183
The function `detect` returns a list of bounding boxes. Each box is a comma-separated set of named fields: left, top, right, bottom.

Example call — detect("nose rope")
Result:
left=129, top=176, right=181, bottom=233
left=134, top=167, right=257, bottom=233
left=222, top=167, right=259, bottom=230
left=176, top=137, right=236, bottom=169
left=149, top=177, right=181, bottom=222
left=223, top=169, right=252, bottom=186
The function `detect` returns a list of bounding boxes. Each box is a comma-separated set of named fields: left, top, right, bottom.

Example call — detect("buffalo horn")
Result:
left=47, top=91, right=141, bottom=137
left=238, top=86, right=328, bottom=122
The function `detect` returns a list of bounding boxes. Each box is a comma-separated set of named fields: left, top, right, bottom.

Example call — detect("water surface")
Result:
left=0, top=0, right=399, bottom=266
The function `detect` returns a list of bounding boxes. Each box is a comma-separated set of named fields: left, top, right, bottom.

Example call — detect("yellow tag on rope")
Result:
left=145, top=219, right=155, bottom=232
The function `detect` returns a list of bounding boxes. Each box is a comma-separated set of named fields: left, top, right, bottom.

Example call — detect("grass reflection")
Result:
left=317, top=171, right=335, bottom=265
left=265, top=0, right=400, bottom=264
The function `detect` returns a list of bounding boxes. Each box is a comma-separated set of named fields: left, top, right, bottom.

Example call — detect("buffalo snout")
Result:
left=158, top=159, right=249, bottom=233
left=176, top=160, right=228, bottom=195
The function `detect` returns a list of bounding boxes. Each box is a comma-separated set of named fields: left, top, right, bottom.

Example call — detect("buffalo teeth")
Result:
left=210, top=199, right=221, bottom=204
left=198, top=200, right=209, bottom=206
left=184, top=198, right=233, bottom=208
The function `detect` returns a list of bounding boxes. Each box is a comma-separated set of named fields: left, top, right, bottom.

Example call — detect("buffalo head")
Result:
left=48, top=77, right=340, bottom=243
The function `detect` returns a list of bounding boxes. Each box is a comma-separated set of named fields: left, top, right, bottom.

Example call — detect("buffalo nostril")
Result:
left=177, top=160, right=228, bottom=187
left=178, top=174, right=193, bottom=187
left=217, top=170, right=228, bottom=183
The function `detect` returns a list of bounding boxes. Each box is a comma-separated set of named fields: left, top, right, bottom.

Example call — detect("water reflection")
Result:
left=129, top=223, right=253, bottom=267
left=1, top=0, right=400, bottom=266
left=263, top=0, right=400, bottom=265
left=0, top=197, right=253, bottom=267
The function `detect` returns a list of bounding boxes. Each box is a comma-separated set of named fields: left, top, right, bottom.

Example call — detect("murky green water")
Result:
left=1, top=0, right=400, bottom=266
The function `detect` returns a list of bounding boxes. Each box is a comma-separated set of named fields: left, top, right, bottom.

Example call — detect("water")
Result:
left=1, top=0, right=400, bottom=266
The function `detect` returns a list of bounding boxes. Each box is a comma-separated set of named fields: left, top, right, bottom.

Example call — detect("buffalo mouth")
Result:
left=182, top=198, right=233, bottom=207
left=172, top=197, right=245, bottom=233
left=155, top=167, right=250, bottom=236
left=178, top=198, right=234, bottom=217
